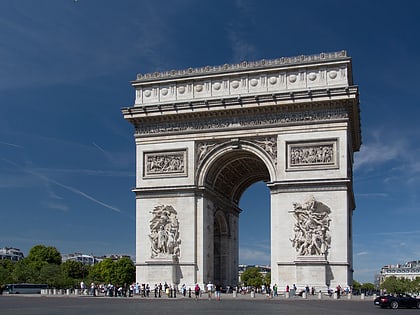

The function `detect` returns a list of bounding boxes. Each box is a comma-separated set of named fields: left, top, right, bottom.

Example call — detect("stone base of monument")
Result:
left=295, top=255, right=328, bottom=289
left=142, top=256, right=181, bottom=286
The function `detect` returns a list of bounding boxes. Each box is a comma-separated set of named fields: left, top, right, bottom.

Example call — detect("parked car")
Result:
left=374, top=294, right=420, bottom=309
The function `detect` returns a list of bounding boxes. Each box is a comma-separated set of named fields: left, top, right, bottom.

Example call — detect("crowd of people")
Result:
left=78, top=281, right=351, bottom=299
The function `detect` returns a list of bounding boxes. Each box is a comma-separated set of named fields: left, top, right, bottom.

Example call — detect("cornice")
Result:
left=129, top=51, right=354, bottom=108
left=122, top=86, right=358, bottom=118
left=133, top=50, right=350, bottom=83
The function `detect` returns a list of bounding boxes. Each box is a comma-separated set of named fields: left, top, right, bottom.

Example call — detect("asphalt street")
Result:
left=1, top=294, right=417, bottom=315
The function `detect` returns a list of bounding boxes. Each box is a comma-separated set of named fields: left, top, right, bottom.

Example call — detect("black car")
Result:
left=374, top=294, right=420, bottom=309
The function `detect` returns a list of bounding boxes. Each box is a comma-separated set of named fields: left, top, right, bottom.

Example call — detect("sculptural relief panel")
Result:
left=148, top=205, right=181, bottom=259
left=143, top=150, right=187, bottom=178
left=287, top=140, right=337, bottom=171
left=289, top=196, right=331, bottom=257
left=252, top=137, right=277, bottom=165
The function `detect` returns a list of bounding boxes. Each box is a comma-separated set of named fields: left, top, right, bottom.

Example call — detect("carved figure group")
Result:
left=146, top=154, right=184, bottom=174
left=289, top=196, right=331, bottom=256
left=290, top=145, right=333, bottom=165
left=149, top=205, right=181, bottom=258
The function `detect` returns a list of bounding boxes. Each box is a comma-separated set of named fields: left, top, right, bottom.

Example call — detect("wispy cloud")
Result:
left=3, top=158, right=122, bottom=213
left=374, top=230, right=420, bottom=237
left=0, top=141, right=24, bottom=149
left=354, top=140, right=403, bottom=171
left=356, top=192, right=388, bottom=198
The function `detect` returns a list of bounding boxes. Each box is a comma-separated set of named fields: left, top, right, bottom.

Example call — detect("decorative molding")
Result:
left=135, top=108, right=348, bottom=135
left=143, top=149, right=187, bottom=178
left=148, top=205, right=181, bottom=259
left=287, top=139, right=338, bottom=171
left=135, top=51, right=348, bottom=82
left=131, top=51, right=351, bottom=106
left=289, top=196, right=331, bottom=257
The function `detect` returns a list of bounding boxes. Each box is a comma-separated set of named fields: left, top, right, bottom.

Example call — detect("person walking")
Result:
left=206, top=282, right=214, bottom=300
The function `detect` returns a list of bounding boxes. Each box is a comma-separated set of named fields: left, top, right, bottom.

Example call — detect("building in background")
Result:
left=62, top=253, right=134, bottom=265
left=0, top=247, right=24, bottom=261
left=378, top=261, right=420, bottom=285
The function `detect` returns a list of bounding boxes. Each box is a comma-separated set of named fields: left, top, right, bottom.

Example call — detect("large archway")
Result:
left=197, top=145, right=272, bottom=286
left=122, top=51, right=361, bottom=290
left=238, top=181, right=271, bottom=266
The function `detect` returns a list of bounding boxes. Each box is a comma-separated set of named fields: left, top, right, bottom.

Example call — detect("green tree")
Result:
left=264, top=272, right=271, bottom=286
left=352, top=280, right=361, bottom=291
left=27, top=245, right=62, bottom=265
left=11, top=258, right=42, bottom=283
left=381, top=276, right=412, bottom=294
left=411, top=277, right=420, bottom=294
left=0, top=260, right=14, bottom=285
left=95, top=258, right=116, bottom=284
left=241, top=267, right=263, bottom=288
left=61, top=260, right=85, bottom=280
left=88, top=262, right=104, bottom=283
left=114, top=257, right=135, bottom=286
left=39, top=263, right=65, bottom=288
left=361, top=282, right=375, bottom=293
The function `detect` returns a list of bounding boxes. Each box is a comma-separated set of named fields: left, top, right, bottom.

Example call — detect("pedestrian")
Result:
left=215, top=283, right=221, bottom=301
left=206, top=281, right=214, bottom=300
left=194, top=283, right=200, bottom=300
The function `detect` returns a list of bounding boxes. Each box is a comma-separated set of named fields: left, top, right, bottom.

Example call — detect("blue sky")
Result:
left=1, top=0, right=419, bottom=284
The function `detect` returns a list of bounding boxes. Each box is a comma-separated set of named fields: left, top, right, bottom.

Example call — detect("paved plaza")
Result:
left=0, top=294, right=398, bottom=315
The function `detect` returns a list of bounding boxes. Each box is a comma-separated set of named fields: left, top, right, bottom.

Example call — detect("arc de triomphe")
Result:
left=122, top=50, right=361, bottom=290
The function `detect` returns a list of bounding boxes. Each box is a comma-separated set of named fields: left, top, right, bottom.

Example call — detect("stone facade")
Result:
left=122, top=50, right=361, bottom=290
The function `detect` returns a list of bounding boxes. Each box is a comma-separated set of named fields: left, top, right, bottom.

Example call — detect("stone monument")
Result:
left=122, top=50, right=361, bottom=291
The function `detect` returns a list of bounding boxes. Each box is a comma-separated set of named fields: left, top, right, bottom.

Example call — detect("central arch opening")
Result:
left=238, top=181, right=271, bottom=267
left=203, top=147, right=272, bottom=286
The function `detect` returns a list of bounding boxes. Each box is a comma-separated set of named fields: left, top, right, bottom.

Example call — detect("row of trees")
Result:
left=380, top=276, right=420, bottom=294
left=0, top=245, right=135, bottom=289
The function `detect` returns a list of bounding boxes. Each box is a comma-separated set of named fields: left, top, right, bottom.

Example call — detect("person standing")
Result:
left=206, top=282, right=214, bottom=300
left=194, top=283, right=200, bottom=300
left=215, top=283, right=222, bottom=301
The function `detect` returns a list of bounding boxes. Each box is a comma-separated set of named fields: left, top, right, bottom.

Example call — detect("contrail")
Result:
left=2, top=158, right=122, bottom=213
left=0, top=141, right=24, bottom=149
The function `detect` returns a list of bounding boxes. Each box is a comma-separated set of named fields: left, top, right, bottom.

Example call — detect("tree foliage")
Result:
left=1, top=245, right=135, bottom=289
left=381, top=276, right=420, bottom=294
left=27, top=245, right=62, bottom=265
left=241, top=267, right=263, bottom=288
left=0, top=260, right=14, bottom=285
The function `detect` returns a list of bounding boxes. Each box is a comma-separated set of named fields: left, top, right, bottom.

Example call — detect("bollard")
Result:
left=251, top=291, right=255, bottom=298
left=347, top=293, right=352, bottom=300
left=333, top=292, right=338, bottom=299
left=285, top=292, right=290, bottom=299
left=361, top=293, right=365, bottom=300
left=302, top=292, right=307, bottom=299
left=318, top=291, right=322, bottom=299
left=232, top=290, right=237, bottom=298
left=75, top=289, right=79, bottom=295
left=66, top=289, right=71, bottom=295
